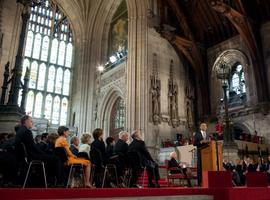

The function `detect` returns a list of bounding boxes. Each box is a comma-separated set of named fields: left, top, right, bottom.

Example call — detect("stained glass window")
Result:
left=34, top=93, right=43, bottom=117
left=60, top=98, right=68, bottom=125
left=44, top=94, right=52, bottom=119
left=110, top=98, right=125, bottom=137
left=23, top=0, right=73, bottom=125
left=37, top=63, right=46, bottom=90
left=228, top=64, right=246, bottom=107
left=52, top=96, right=60, bottom=124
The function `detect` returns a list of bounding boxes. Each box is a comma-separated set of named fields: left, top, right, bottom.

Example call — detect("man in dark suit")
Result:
left=15, top=115, right=63, bottom=186
left=193, top=122, right=210, bottom=186
left=128, top=130, right=160, bottom=188
left=115, top=131, right=129, bottom=179
left=115, top=131, right=129, bottom=156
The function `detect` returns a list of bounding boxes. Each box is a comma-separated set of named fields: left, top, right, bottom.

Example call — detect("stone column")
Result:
left=126, top=0, right=151, bottom=141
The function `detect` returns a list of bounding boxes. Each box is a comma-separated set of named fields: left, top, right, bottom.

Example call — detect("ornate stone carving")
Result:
left=150, top=53, right=161, bottom=125
left=168, top=60, right=179, bottom=128
left=185, top=82, right=195, bottom=130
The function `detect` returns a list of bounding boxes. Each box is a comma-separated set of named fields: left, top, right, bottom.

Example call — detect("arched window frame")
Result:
left=23, top=0, right=73, bottom=125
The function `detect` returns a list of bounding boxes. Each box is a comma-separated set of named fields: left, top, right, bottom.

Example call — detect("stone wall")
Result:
left=147, top=28, right=189, bottom=145
left=0, top=0, right=22, bottom=101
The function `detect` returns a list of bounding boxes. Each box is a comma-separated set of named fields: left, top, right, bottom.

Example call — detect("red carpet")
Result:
left=1, top=187, right=270, bottom=200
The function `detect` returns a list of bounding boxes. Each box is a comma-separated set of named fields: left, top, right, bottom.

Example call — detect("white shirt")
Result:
left=79, top=144, right=90, bottom=157
left=201, top=131, right=206, bottom=140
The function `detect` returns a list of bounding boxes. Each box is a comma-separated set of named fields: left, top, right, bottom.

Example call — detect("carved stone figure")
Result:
left=185, top=83, right=195, bottom=129
left=168, top=60, right=179, bottom=128
left=151, top=75, right=161, bottom=125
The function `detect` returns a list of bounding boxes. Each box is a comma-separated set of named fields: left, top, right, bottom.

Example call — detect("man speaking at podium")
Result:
left=194, top=123, right=210, bottom=186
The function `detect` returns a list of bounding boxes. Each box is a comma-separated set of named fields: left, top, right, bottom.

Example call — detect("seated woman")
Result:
left=79, top=133, right=91, bottom=160
left=70, top=136, right=79, bottom=156
left=55, top=126, right=93, bottom=188
left=168, top=151, right=192, bottom=187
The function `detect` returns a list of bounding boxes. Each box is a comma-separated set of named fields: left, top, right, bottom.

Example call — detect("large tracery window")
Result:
left=110, top=98, right=125, bottom=138
left=21, top=0, right=73, bottom=125
left=228, top=63, right=246, bottom=107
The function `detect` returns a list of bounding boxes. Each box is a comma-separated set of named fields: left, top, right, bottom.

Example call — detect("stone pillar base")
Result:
left=0, top=105, right=23, bottom=133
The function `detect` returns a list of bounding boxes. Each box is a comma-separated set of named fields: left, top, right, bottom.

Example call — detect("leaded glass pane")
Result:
left=52, top=96, right=60, bottom=124
left=58, top=41, right=66, bottom=65
left=60, top=98, right=68, bottom=125
left=33, top=33, right=41, bottom=59
left=26, top=91, right=34, bottom=115
left=25, top=31, right=34, bottom=57
left=63, top=70, right=70, bottom=95
left=41, top=36, right=49, bottom=61
left=47, top=66, right=55, bottom=92
left=55, top=68, right=63, bottom=94
left=37, top=63, right=46, bottom=90
left=44, top=94, right=53, bottom=120
left=34, top=93, right=43, bottom=118
left=50, top=39, right=58, bottom=63
left=65, top=43, right=72, bottom=67
left=29, top=61, right=38, bottom=89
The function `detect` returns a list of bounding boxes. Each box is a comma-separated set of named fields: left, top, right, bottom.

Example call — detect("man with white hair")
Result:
left=115, top=131, right=129, bottom=180
left=115, top=131, right=129, bottom=156
left=128, top=130, right=160, bottom=188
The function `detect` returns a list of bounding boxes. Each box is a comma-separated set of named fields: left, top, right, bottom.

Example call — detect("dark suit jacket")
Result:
left=193, top=131, right=209, bottom=148
left=69, top=144, right=79, bottom=156
left=91, top=139, right=106, bottom=166
left=115, top=139, right=128, bottom=156
left=15, top=125, right=44, bottom=160
left=106, top=144, right=115, bottom=159
left=168, top=157, right=182, bottom=174
left=128, top=139, right=154, bottom=166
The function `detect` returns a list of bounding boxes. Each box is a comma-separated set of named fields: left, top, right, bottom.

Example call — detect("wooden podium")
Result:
left=201, top=140, right=223, bottom=171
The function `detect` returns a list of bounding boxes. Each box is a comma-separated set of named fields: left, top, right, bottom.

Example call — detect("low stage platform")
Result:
left=1, top=187, right=270, bottom=200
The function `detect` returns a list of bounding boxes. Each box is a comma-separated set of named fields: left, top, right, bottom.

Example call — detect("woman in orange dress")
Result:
left=55, top=126, right=93, bottom=187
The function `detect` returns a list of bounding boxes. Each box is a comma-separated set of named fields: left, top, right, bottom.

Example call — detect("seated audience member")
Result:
left=46, top=133, right=59, bottom=155
left=79, top=133, right=91, bottom=159
left=128, top=130, right=160, bottom=188
left=15, top=115, right=63, bottom=186
left=34, top=135, right=41, bottom=144
left=168, top=151, right=192, bottom=187
left=90, top=128, right=106, bottom=188
left=38, top=133, right=49, bottom=152
left=91, top=128, right=106, bottom=166
left=70, top=136, right=79, bottom=156
left=0, top=133, right=17, bottom=185
left=246, top=157, right=256, bottom=172
left=106, top=136, right=116, bottom=159
left=256, top=157, right=265, bottom=172
left=223, top=158, right=234, bottom=171
left=115, top=131, right=129, bottom=170
left=55, top=126, right=93, bottom=188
